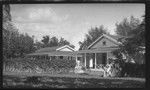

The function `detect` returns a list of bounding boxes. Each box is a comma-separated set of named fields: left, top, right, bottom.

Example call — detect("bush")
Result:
left=3, top=58, right=37, bottom=72
left=108, top=58, right=145, bottom=77
left=105, top=58, right=123, bottom=77
left=3, top=57, right=76, bottom=74
left=122, top=63, right=145, bottom=77
left=50, top=59, right=76, bottom=70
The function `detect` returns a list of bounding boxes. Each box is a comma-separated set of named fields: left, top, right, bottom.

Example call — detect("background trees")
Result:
left=112, top=16, right=145, bottom=77
left=3, top=5, right=36, bottom=58
left=114, top=16, right=145, bottom=64
left=35, top=35, right=75, bottom=49
left=3, top=4, right=75, bottom=59
left=115, top=16, right=141, bottom=37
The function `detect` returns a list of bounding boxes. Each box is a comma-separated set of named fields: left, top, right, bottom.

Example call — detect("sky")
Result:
left=10, top=4, right=145, bottom=50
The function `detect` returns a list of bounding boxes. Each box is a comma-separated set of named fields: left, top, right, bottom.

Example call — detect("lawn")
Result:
left=3, top=72, right=145, bottom=88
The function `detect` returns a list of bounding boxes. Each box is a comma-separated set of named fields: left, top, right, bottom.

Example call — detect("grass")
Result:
left=3, top=71, right=145, bottom=88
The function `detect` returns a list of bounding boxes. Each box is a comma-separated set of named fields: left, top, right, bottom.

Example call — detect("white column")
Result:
left=106, top=52, right=108, bottom=64
left=85, top=53, right=86, bottom=67
left=95, top=53, right=97, bottom=69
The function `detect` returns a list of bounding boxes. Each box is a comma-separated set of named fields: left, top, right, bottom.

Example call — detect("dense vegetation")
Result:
left=3, top=58, right=76, bottom=74
left=106, top=58, right=145, bottom=77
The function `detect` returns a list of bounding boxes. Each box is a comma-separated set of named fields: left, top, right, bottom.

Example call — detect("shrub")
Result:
left=107, top=58, right=145, bottom=77
left=105, top=58, right=123, bottom=77
left=3, top=58, right=37, bottom=72
left=122, top=63, right=145, bottom=77
left=3, top=57, right=76, bottom=74
left=50, top=59, right=76, bottom=70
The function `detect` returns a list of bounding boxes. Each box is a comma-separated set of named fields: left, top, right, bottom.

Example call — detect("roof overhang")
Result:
left=27, top=51, right=82, bottom=57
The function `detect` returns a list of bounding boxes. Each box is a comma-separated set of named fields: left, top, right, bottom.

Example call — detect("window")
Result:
left=103, top=41, right=106, bottom=46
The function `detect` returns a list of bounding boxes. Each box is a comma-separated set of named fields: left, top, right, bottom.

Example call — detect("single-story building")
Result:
left=27, top=45, right=82, bottom=62
left=27, top=34, right=127, bottom=71
left=75, top=33, right=125, bottom=70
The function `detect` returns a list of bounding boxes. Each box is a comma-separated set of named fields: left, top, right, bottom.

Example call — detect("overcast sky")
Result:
left=10, top=4, right=145, bottom=50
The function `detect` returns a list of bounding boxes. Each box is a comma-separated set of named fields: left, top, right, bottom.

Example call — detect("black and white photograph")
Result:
left=1, top=0, right=145, bottom=2
left=3, top=3, right=145, bottom=88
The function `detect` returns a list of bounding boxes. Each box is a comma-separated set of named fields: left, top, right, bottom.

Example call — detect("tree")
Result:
left=3, top=4, right=19, bottom=58
left=17, top=33, right=36, bottom=57
left=58, top=37, right=70, bottom=46
left=115, top=16, right=141, bottom=37
left=79, top=25, right=108, bottom=50
left=49, top=36, right=59, bottom=47
left=3, top=5, right=36, bottom=58
left=34, top=40, right=43, bottom=50
left=41, top=35, right=50, bottom=47
left=58, top=37, right=75, bottom=48
left=114, top=16, right=145, bottom=64
left=39, top=35, right=75, bottom=48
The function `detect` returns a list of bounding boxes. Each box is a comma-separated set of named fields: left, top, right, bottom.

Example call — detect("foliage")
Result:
left=3, top=4, right=36, bottom=58
left=50, top=59, right=76, bottom=70
left=104, top=58, right=123, bottom=77
left=3, top=31, right=36, bottom=58
left=114, top=16, right=145, bottom=64
left=106, top=58, right=145, bottom=77
left=3, top=57, right=76, bottom=74
left=122, top=63, right=145, bottom=77
left=41, top=35, right=50, bottom=47
left=35, top=36, right=75, bottom=49
left=115, top=16, right=141, bottom=36
left=59, top=37, right=70, bottom=46
left=79, top=25, right=108, bottom=50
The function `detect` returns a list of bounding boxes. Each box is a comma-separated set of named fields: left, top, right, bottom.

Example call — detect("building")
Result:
left=27, top=45, right=82, bottom=62
left=76, top=33, right=124, bottom=70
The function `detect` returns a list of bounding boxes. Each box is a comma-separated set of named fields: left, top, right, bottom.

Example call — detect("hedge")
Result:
left=121, top=63, right=145, bottom=77
left=3, top=57, right=76, bottom=74
left=107, top=58, right=145, bottom=77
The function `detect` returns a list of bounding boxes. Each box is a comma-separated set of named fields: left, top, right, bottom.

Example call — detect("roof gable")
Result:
left=56, top=45, right=75, bottom=51
left=88, top=34, right=121, bottom=49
